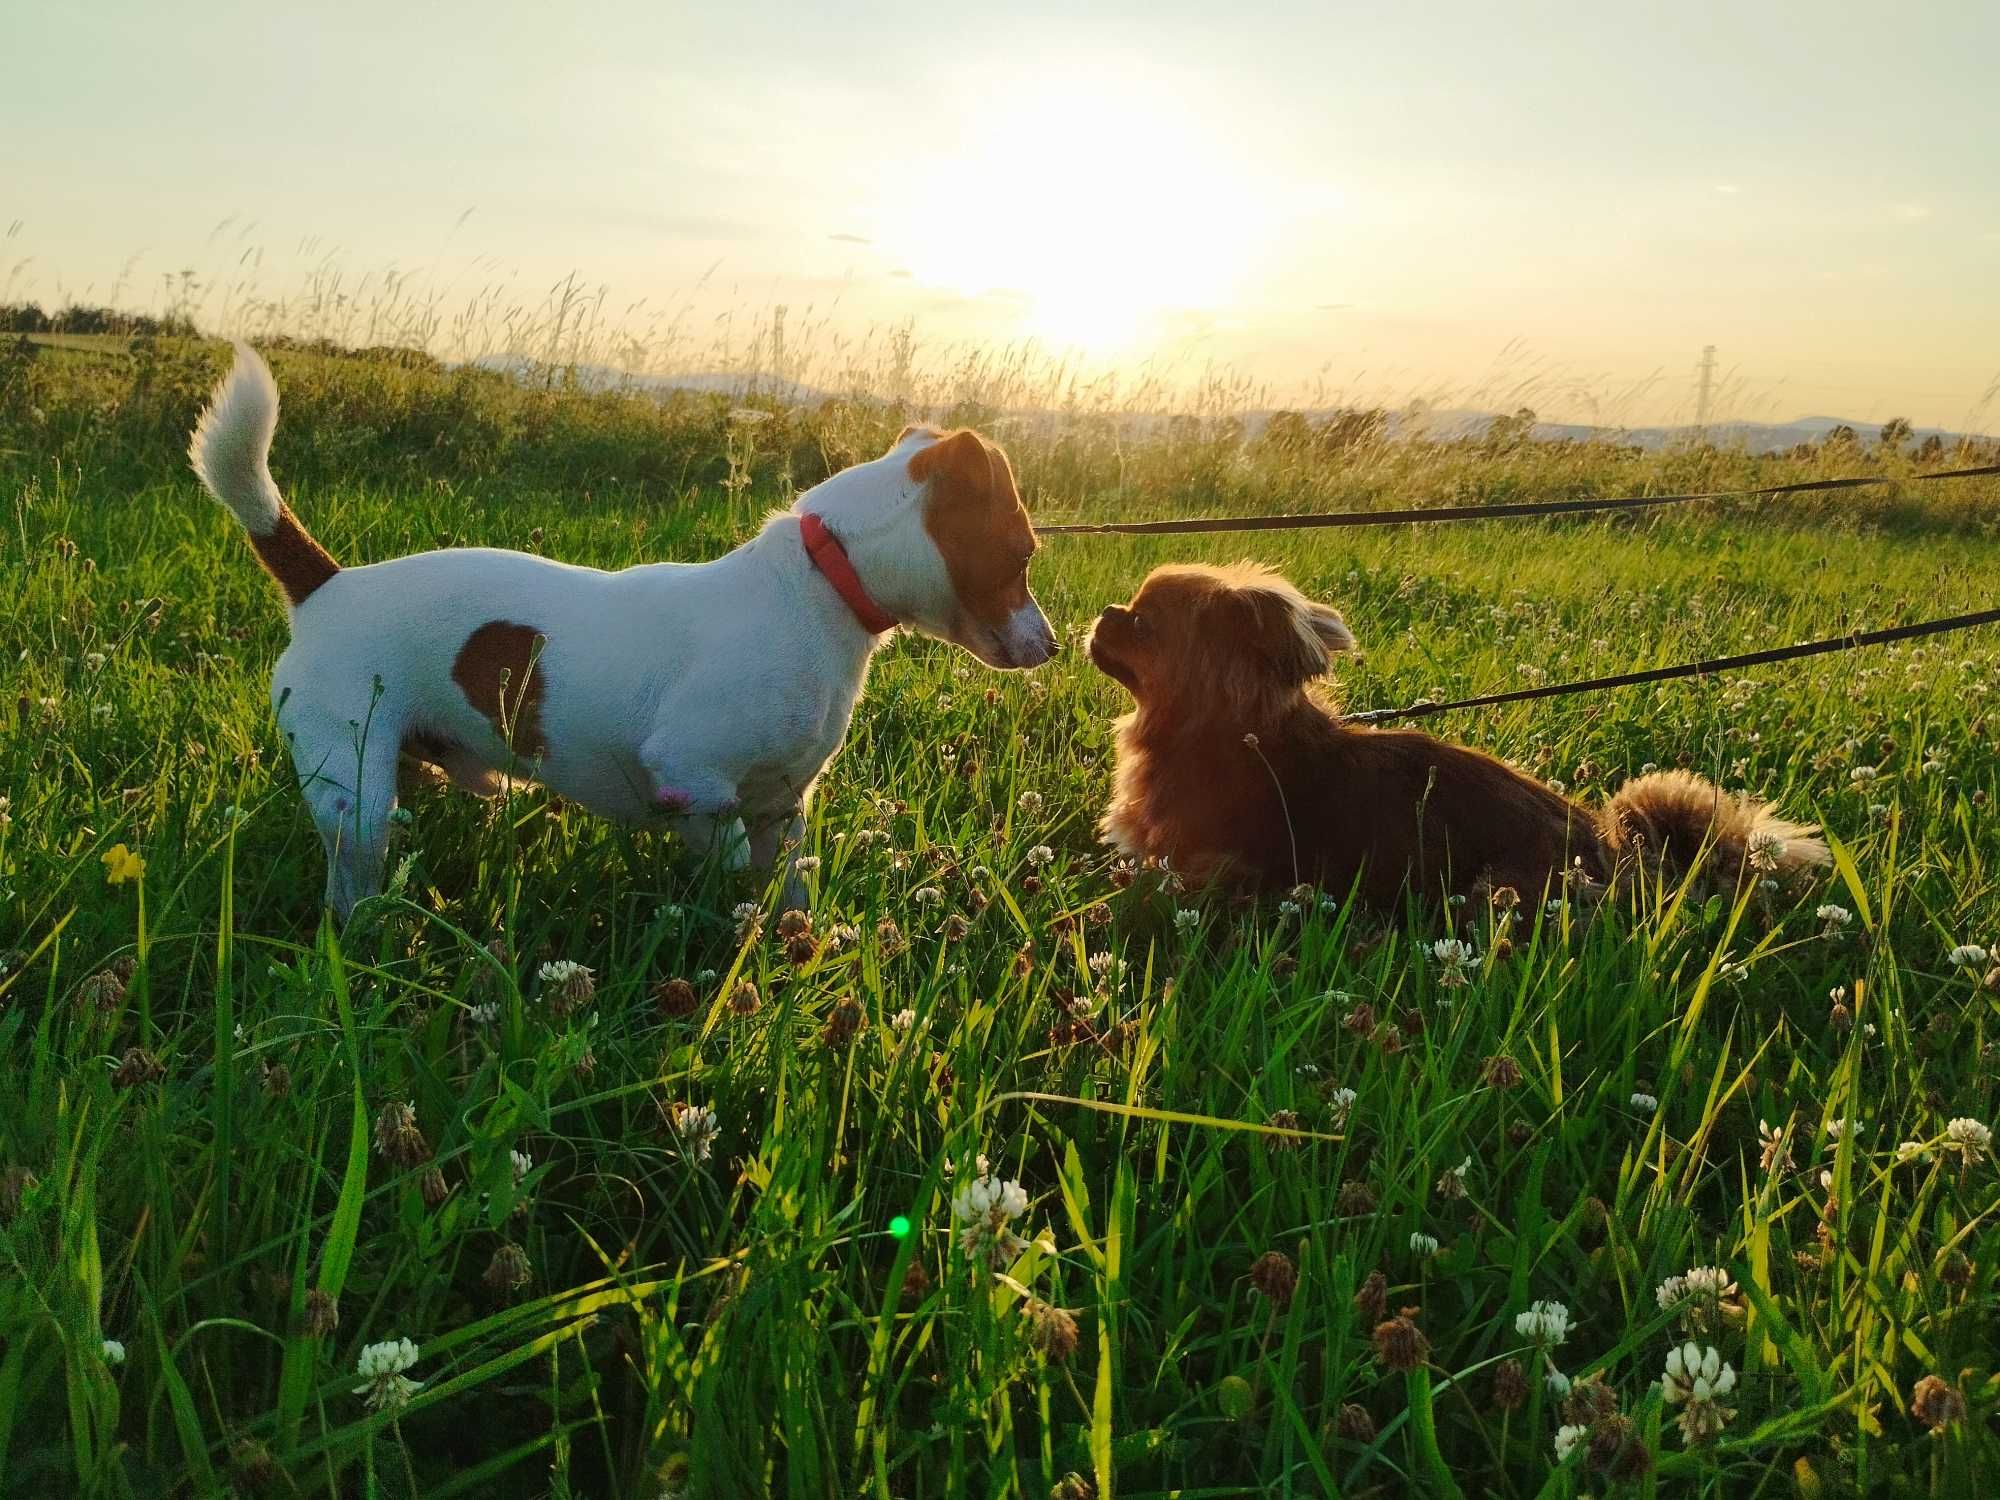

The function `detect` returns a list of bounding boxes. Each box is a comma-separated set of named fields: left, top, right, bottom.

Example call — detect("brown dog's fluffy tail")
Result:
left=1598, top=769, right=1829, bottom=888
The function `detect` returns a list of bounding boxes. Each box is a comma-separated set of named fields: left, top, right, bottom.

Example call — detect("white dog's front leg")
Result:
left=675, top=811, right=752, bottom=871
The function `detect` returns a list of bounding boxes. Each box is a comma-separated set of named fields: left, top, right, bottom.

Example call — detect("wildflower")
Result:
left=1586, top=1415, right=1652, bottom=1481
left=101, top=1339, right=126, bottom=1366
left=1435, top=1155, right=1472, bottom=1199
left=912, top=885, right=944, bottom=908
left=1491, top=1358, right=1529, bottom=1412
left=952, top=1166, right=1031, bottom=1269
left=876, top=918, right=906, bottom=956
left=1277, top=898, right=1302, bottom=920
left=727, top=980, right=761, bottom=1016
left=1025, top=844, right=1055, bottom=869
left=669, top=1103, right=720, bottom=1163
left=1353, top=1269, right=1389, bottom=1322
left=482, top=1241, right=532, bottom=1294
left=1631, top=1092, right=1659, bottom=1112
left=1896, top=1139, right=1926, bottom=1165
left=1430, top=938, right=1477, bottom=987
left=1909, top=1374, right=1967, bottom=1432
left=106, top=1044, right=164, bottom=1088
left=1947, top=943, right=1989, bottom=968
left=509, top=1148, right=532, bottom=1184
left=1409, top=1231, right=1440, bottom=1258
left=793, top=855, right=821, bottom=875
left=1545, top=1367, right=1571, bottom=1398
left=101, top=844, right=145, bottom=884
left=1266, top=1109, right=1303, bottom=1147
left=1825, top=1118, right=1848, bottom=1142
left=373, top=1101, right=430, bottom=1168
left=1657, top=1266, right=1742, bottom=1333
left=1661, top=1342, right=1736, bottom=1445
left=1746, top=828, right=1787, bottom=873
left=1943, top=1117, right=1992, bottom=1167
left=1327, top=1087, right=1358, bottom=1128
left=1173, top=907, right=1200, bottom=932
left=826, top=923, right=859, bottom=950
left=302, top=1289, right=339, bottom=1338
left=1758, top=1117, right=1794, bottom=1176
left=1849, top=765, right=1879, bottom=783
left=1718, top=956, right=1751, bottom=984
left=1481, top=1055, right=1523, bottom=1090
left=1372, top=1308, right=1429, bottom=1371
left=732, top=901, right=764, bottom=940
left=821, top=995, right=867, bottom=1048
left=1249, top=1250, right=1298, bottom=1309
left=1020, top=1298, right=1080, bottom=1360
left=1563, top=1372, right=1620, bottom=1426
left=536, top=959, right=595, bottom=1015
left=890, top=1007, right=916, bottom=1032
left=76, top=967, right=127, bottom=1013
left=1334, top=1403, right=1377, bottom=1443
left=417, top=1167, right=450, bottom=1207
left=1554, top=1424, right=1589, bottom=1462
left=1017, top=790, right=1044, bottom=814
left=353, top=1338, right=422, bottom=1411
left=1514, top=1299, right=1571, bottom=1348
left=653, top=977, right=697, bottom=1019
left=1816, top=904, right=1853, bottom=936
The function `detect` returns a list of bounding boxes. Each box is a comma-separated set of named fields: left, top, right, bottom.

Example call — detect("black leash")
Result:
left=1343, top=608, right=2000, bottom=725
left=1035, top=462, right=2000, bottom=536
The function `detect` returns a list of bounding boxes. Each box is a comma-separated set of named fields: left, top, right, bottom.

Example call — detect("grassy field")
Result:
left=2, top=335, right=1998, bottom=1497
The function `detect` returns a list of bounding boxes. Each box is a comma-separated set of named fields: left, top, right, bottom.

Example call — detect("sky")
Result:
left=7, top=0, right=1999, bottom=428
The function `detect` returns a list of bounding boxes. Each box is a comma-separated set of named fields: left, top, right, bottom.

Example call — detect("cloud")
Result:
left=1891, top=202, right=1932, bottom=222
left=827, top=232, right=874, bottom=244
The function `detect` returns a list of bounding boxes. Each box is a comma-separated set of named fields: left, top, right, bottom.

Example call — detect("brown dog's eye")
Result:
left=1129, top=611, right=1147, bottom=633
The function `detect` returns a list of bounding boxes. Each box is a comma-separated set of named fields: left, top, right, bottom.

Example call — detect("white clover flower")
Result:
left=1025, top=844, right=1055, bottom=869
left=354, top=1338, right=422, bottom=1411
left=1319, top=895, right=1339, bottom=914
left=1017, top=791, right=1044, bottom=815
left=827, top=924, right=859, bottom=949
left=84, top=651, right=107, bottom=672
left=1277, top=898, right=1302, bottom=919
left=1409, top=1232, right=1440, bottom=1258
left=670, top=1103, right=720, bottom=1163
left=890, top=1007, right=916, bottom=1032
left=1746, top=828, right=1787, bottom=873
left=1554, top=1423, right=1589, bottom=1462
left=1513, top=1299, right=1571, bottom=1348
left=952, top=1167, right=1031, bottom=1269
left=1944, top=1117, right=1992, bottom=1166
left=1430, top=938, right=1478, bottom=988
left=1631, top=1092, right=1659, bottom=1112
left=1661, top=1342, right=1736, bottom=1445
left=1826, top=1118, right=1848, bottom=1142
left=1718, top=956, right=1751, bottom=985
left=912, top=886, right=944, bottom=908
left=1816, top=904, right=1853, bottom=934
left=1947, top=944, right=1990, bottom=968
left=731, top=901, right=760, bottom=922
left=793, top=855, right=821, bottom=875
left=1896, top=1139, right=1926, bottom=1165
left=510, top=1149, right=532, bottom=1184
left=466, top=1000, right=499, bottom=1026
left=1849, top=765, right=1879, bottom=783
left=1173, top=907, right=1201, bottom=932
left=1758, top=1117, right=1795, bottom=1176
left=1327, top=1086, right=1357, bottom=1128
left=101, top=1338, right=126, bottom=1366
left=1546, top=778, right=1567, bottom=796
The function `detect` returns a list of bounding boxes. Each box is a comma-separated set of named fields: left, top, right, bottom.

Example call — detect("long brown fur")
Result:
left=1088, top=564, right=1829, bottom=906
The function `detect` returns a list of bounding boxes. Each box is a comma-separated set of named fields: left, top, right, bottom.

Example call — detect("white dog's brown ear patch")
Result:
left=453, top=621, right=549, bottom=756
left=912, top=430, right=1039, bottom=630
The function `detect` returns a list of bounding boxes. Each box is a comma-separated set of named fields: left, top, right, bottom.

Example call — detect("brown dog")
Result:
left=1086, top=563, right=1829, bottom=905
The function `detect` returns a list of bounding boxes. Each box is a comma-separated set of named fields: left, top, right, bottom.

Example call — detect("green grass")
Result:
left=2, top=337, right=1998, bottom=1497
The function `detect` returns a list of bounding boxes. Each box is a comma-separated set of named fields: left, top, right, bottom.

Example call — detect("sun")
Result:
left=879, top=68, right=1275, bottom=354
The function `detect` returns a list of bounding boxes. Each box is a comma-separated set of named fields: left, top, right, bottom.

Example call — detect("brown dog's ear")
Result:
left=907, top=429, right=990, bottom=491
left=1228, top=579, right=1357, bottom=682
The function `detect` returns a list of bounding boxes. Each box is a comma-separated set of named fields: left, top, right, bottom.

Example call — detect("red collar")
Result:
left=799, top=512, right=898, bottom=635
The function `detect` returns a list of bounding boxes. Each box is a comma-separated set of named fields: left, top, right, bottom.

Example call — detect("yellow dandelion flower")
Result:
left=102, top=844, right=146, bottom=885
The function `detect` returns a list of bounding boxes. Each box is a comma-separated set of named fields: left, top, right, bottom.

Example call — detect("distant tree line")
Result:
left=0, top=302, right=199, bottom=337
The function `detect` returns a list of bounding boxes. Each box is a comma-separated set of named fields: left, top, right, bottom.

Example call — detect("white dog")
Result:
left=188, top=344, right=1056, bottom=917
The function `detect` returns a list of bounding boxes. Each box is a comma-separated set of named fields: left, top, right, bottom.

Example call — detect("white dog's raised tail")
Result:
left=188, top=342, right=340, bottom=607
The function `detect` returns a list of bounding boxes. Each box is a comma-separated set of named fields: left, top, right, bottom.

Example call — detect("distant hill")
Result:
left=469, top=355, right=1991, bottom=453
